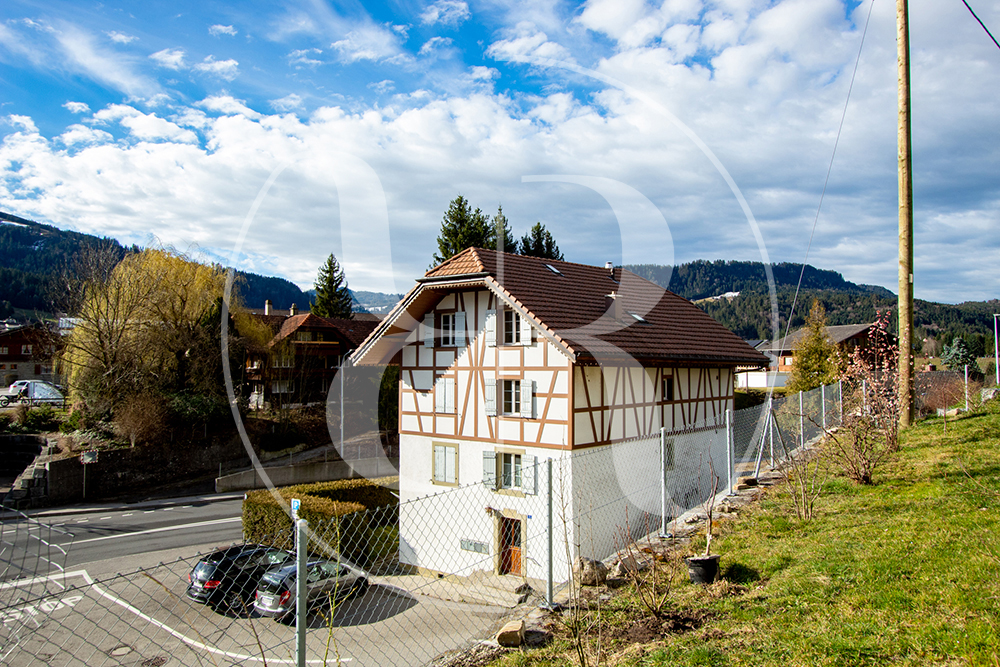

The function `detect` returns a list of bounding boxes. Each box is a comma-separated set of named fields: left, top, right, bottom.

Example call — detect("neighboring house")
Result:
left=245, top=304, right=378, bottom=408
left=737, top=323, right=879, bottom=390
left=351, top=248, right=767, bottom=580
left=0, top=324, right=56, bottom=387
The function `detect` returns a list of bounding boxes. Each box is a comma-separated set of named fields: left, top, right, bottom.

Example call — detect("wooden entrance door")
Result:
left=499, top=517, right=522, bottom=576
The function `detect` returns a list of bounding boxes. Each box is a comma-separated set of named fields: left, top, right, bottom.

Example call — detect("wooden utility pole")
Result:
left=897, top=0, right=915, bottom=426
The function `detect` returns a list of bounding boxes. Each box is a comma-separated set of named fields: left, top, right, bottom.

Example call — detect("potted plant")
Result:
left=685, top=464, right=721, bottom=584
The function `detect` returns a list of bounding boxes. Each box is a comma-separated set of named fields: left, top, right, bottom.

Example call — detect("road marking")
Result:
left=99, top=516, right=111, bottom=521
left=72, top=517, right=242, bottom=545
left=0, top=570, right=348, bottom=664
left=75, top=519, right=89, bottom=524
left=122, top=513, right=133, bottom=517
left=162, top=507, right=175, bottom=511
left=144, top=510, right=155, bottom=514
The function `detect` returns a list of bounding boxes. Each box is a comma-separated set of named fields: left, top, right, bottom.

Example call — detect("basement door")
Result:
left=499, top=517, right=522, bottom=576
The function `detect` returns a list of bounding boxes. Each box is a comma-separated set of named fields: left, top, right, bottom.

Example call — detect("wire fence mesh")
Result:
left=1, top=384, right=842, bottom=666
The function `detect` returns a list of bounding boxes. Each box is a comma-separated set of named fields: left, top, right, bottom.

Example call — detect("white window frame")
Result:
left=502, top=379, right=520, bottom=415
left=662, top=375, right=674, bottom=402
left=503, top=309, right=521, bottom=345
left=21, top=345, right=32, bottom=355
left=271, top=380, right=292, bottom=394
left=432, top=444, right=458, bottom=485
left=272, top=353, right=294, bottom=368
left=500, top=452, right=522, bottom=489
left=440, top=313, right=456, bottom=347
left=0, top=346, right=7, bottom=356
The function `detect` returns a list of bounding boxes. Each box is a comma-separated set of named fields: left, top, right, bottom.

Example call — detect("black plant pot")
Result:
left=685, top=554, right=721, bottom=584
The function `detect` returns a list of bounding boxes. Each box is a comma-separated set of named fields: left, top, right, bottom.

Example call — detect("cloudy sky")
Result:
left=0, top=0, right=997, bottom=304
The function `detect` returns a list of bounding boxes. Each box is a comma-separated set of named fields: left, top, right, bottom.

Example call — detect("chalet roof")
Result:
left=354, top=248, right=768, bottom=367
left=270, top=313, right=378, bottom=348
left=763, top=323, right=875, bottom=354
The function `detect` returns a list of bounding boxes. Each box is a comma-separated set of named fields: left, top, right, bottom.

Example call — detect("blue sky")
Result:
left=1, top=0, right=998, bottom=304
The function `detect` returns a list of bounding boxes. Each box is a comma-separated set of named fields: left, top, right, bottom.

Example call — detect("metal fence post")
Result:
left=726, top=409, right=734, bottom=495
left=838, top=380, right=843, bottom=425
left=546, top=458, right=554, bottom=609
left=821, top=384, right=827, bottom=432
left=296, top=518, right=308, bottom=667
left=659, top=427, right=668, bottom=538
left=799, top=390, right=804, bottom=448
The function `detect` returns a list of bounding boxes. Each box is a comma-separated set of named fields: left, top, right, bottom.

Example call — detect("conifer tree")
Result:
left=493, top=205, right=515, bottom=253
left=786, top=299, right=839, bottom=393
left=311, top=254, right=353, bottom=319
left=518, top=222, right=564, bottom=261
left=432, top=195, right=494, bottom=266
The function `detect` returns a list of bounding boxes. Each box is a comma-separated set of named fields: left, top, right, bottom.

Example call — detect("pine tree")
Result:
left=941, top=337, right=978, bottom=373
left=492, top=205, right=515, bottom=253
left=518, top=222, right=564, bottom=261
left=786, top=300, right=839, bottom=393
left=432, top=195, right=494, bottom=266
left=311, top=254, right=353, bottom=319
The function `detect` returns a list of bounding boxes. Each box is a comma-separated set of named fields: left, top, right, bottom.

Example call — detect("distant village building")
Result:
left=244, top=302, right=378, bottom=408
left=737, top=323, right=881, bottom=390
left=0, top=324, right=56, bottom=387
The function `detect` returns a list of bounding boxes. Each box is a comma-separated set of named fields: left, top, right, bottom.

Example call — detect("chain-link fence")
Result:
left=1, top=384, right=841, bottom=666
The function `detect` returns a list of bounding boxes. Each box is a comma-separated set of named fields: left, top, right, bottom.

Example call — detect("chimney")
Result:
left=264, top=299, right=272, bottom=316
left=605, top=291, right=622, bottom=322
left=605, top=261, right=615, bottom=279
left=289, top=303, right=298, bottom=316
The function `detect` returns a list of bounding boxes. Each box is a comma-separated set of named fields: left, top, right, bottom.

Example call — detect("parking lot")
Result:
left=1, top=560, right=512, bottom=666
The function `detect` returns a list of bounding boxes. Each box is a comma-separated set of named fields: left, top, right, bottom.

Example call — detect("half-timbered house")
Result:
left=351, top=248, right=767, bottom=580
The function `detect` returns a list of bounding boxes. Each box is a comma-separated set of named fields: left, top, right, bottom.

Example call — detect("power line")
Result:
left=961, top=0, right=1000, bottom=51
left=782, top=0, right=877, bottom=346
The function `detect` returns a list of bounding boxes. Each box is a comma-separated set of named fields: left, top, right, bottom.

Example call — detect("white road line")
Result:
left=162, top=507, right=175, bottom=511
left=75, top=519, right=89, bottom=524
left=99, top=517, right=111, bottom=521
left=71, top=517, right=242, bottom=545
left=122, top=513, right=133, bottom=517
left=143, top=510, right=155, bottom=514
left=1, top=570, right=347, bottom=664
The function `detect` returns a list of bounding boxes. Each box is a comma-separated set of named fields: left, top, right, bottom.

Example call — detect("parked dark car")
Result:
left=186, top=544, right=293, bottom=613
left=253, top=559, right=368, bottom=622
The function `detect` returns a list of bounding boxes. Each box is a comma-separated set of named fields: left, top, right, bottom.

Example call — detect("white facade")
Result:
left=393, top=287, right=735, bottom=581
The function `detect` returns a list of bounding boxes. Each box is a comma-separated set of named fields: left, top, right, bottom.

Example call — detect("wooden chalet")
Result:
left=351, top=248, right=766, bottom=578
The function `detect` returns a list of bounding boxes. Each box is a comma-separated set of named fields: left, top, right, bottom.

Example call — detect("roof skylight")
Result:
left=545, top=264, right=563, bottom=276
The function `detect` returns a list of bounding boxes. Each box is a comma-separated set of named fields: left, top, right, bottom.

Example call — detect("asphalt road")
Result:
left=2, top=496, right=245, bottom=581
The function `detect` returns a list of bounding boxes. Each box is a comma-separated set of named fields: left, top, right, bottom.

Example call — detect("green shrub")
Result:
left=0, top=413, right=11, bottom=433
left=23, top=406, right=60, bottom=432
left=281, top=476, right=398, bottom=511
left=243, top=489, right=370, bottom=564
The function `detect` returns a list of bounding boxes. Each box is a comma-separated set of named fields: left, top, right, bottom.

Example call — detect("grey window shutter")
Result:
left=520, top=379, right=534, bottom=419
left=455, top=311, right=466, bottom=347
left=521, top=455, right=537, bottom=495
left=483, top=451, right=497, bottom=488
left=435, top=378, right=446, bottom=412
left=423, top=313, right=434, bottom=348
left=485, top=379, right=497, bottom=416
left=485, top=309, right=496, bottom=347
left=519, top=313, right=532, bottom=345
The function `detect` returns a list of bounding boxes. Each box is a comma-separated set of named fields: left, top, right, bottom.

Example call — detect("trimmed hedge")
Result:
left=278, top=476, right=398, bottom=510
left=241, top=476, right=398, bottom=565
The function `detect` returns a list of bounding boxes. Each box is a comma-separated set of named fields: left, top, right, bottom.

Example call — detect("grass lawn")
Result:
left=494, top=402, right=1000, bottom=666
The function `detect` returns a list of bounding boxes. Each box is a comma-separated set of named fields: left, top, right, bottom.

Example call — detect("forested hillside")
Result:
left=626, top=260, right=997, bottom=354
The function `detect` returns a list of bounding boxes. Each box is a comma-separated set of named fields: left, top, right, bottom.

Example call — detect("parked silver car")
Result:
left=253, top=559, right=368, bottom=622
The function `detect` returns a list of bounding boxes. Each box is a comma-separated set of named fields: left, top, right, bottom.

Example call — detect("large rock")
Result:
left=573, top=556, right=608, bottom=586
left=495, top=620, right=525, bottom=647
left=611, top=554, right=649, bottom=578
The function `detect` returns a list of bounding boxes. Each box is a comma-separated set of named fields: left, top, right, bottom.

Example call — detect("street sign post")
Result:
left=80, top=451, right=98, bottom=499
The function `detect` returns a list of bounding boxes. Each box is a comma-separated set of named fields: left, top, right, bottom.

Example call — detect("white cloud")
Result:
left=58, top=124, right=113, bottom=146
left=486, top=22, right=574, bottom=63
left=55, top=25, right=159, bottom=99
left=368, top=80, right=395, bottom=94
left=91, top=104, right=199, bottom=143
left=420, top=1, right=471, bottom=27
left=197, top=95, right=260, bottom=119
left=106, top=31, right=137, bottom=44
left=418, top=36, right=453, bottom=56
left=331, top=25, right=408, bottom=63
left=469, top=66, right=499, bottom=82
left=63, top=101, right=91, bottom=114
left=270, top=94, right=303, bottom=112
left=194, top=56, right=239, bottom=80
left=149, top=48, right=186, bottom=70
left=209, top=24, right=238, bottom=37
left=288, top=48, right=323, bottom=67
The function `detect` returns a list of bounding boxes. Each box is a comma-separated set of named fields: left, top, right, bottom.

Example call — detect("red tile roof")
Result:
left=269, top=313, right=378, bottom=348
